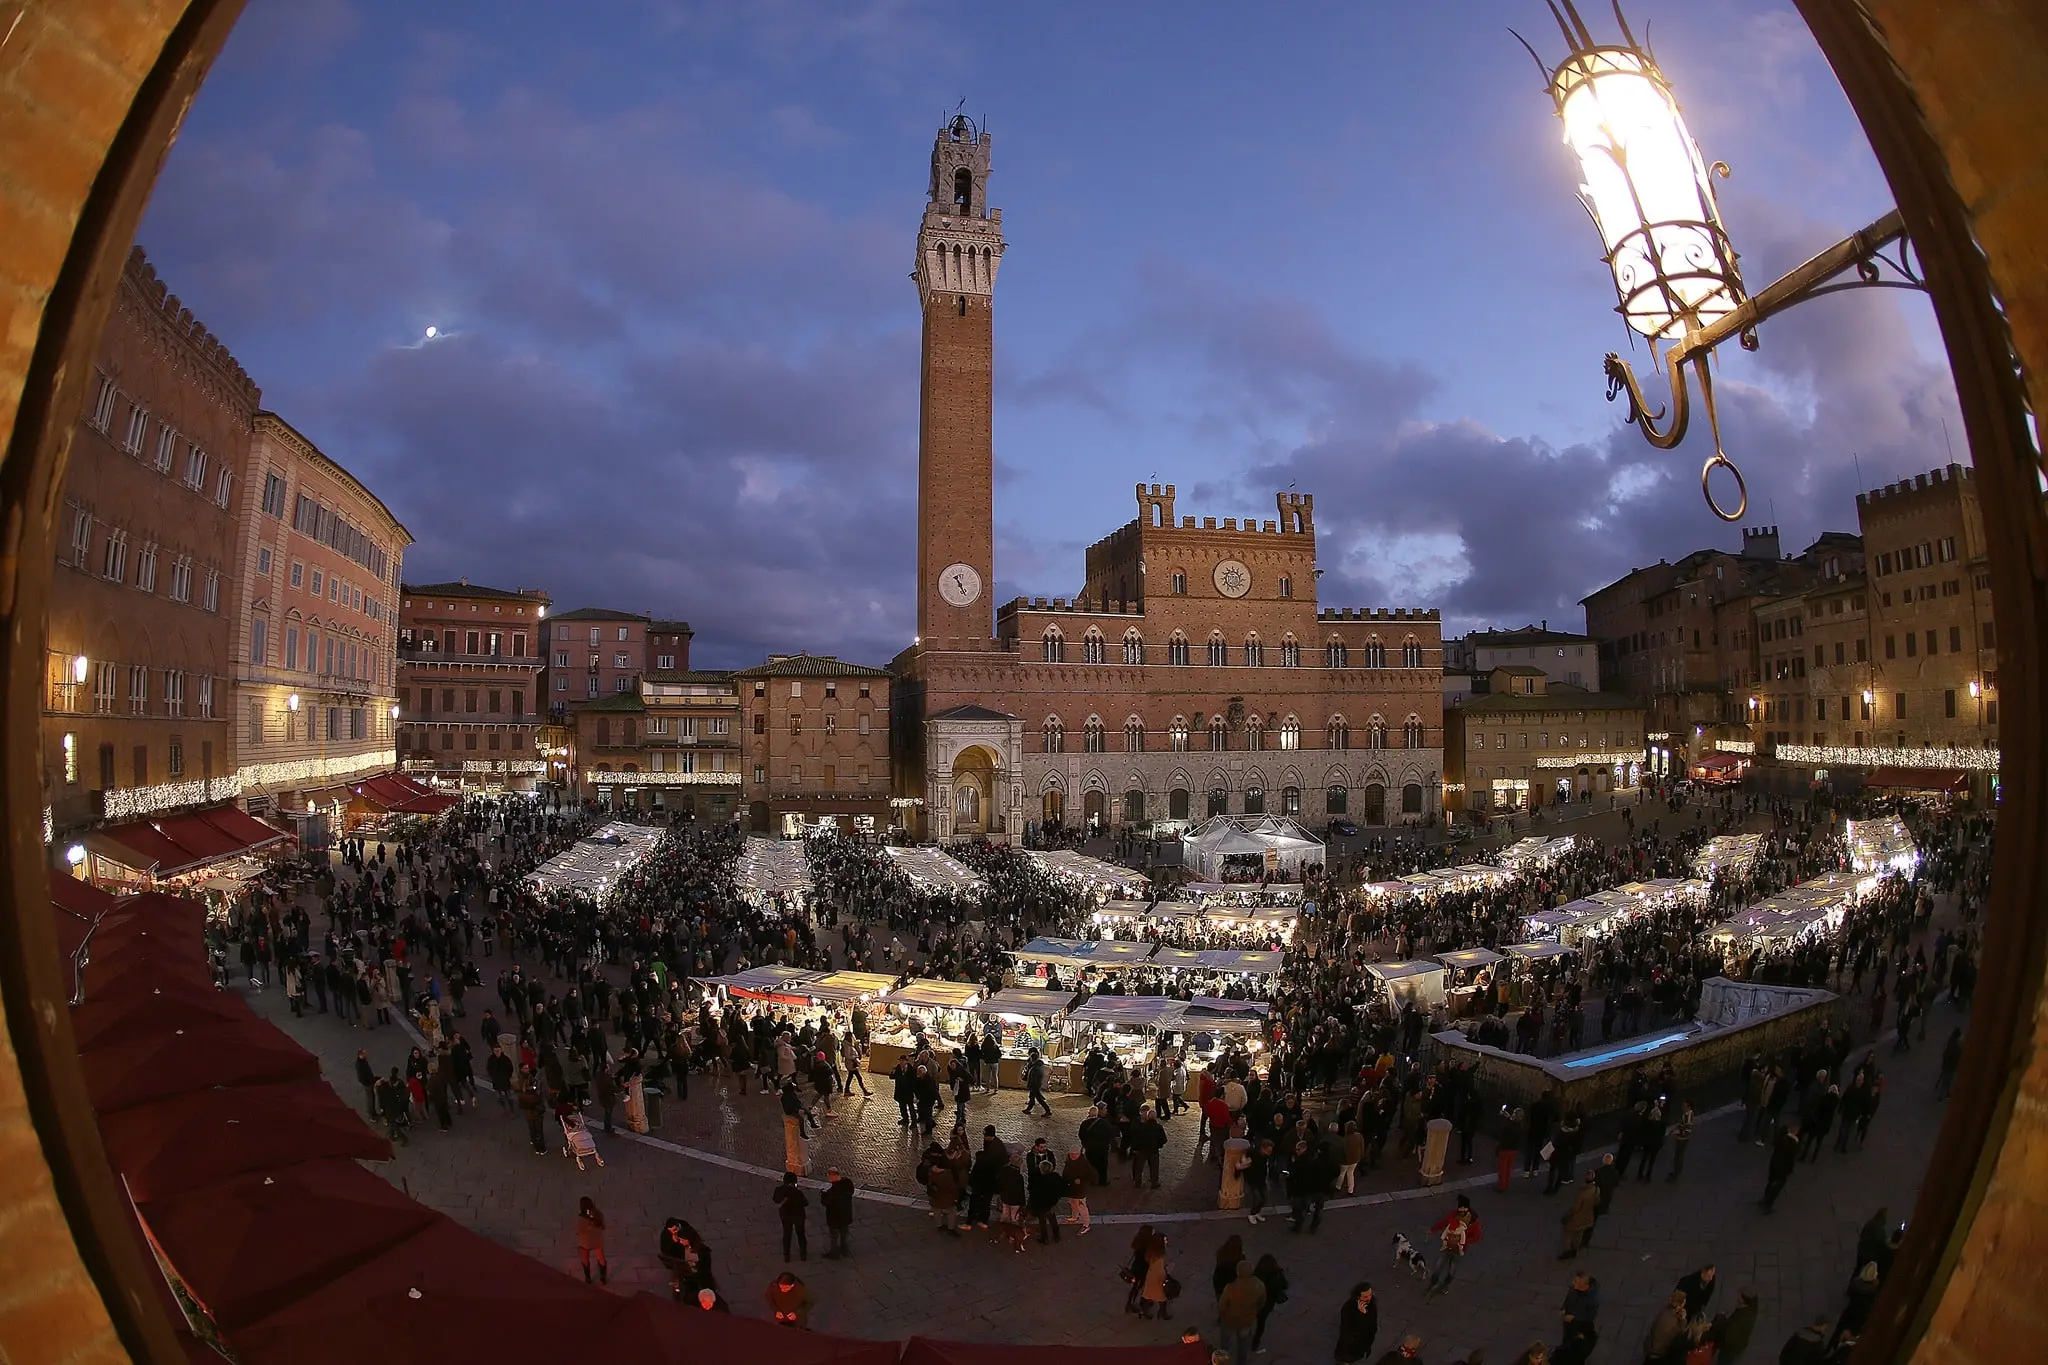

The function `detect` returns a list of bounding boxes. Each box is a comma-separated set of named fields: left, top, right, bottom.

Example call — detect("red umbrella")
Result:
left=79, top=1018, right=319, bottom=1113
left=228, top=1218, right=626, bottom=1365
left=71, top=978, right=252, bottom=1051
left=903, top=1339, right=1207, bottom=1365
left=99, top=1079, right=392, bottom=1200
left=135, top=1158, right=439, bottom=1334
left=601, top=1292, right=901, bottom=1365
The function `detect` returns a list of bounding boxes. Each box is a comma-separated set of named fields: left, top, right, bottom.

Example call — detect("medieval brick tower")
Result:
left=914, top=115, right=1005, bottom=646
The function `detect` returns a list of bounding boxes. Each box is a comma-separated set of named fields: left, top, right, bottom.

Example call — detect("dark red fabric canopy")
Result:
left=71, top=977, right=251, bottom=1050
left=903, top=1341, right=1208, bottom=1365
left=79, top=1017, right=320, bottom=1113
left=136, top=1158, right=439, bottom=1333
left=88, top=805, right=290, bottom=877
left=98, top=1079, right=390, bottom=1200
left=229, top=1218, right=625, bottom=1365
left=1863, top=766, right=1970, bottom=791
left=600, top=1292, right=902, bottom=1365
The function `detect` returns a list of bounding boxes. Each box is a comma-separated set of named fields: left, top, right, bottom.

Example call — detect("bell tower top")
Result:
left=916, top=115, right=1004, bottom=306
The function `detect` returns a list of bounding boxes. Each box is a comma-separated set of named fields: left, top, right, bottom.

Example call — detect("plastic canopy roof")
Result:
left=1435, top=947, right=1505, bottom=969
left=1505, top=941, right=1577, bottom=960
left=1066, top=995, right=1182, bottom=1028
left=887, top=980, right=983, bottom=1010
left=1364, top=959, right=1447, bottom=982
left=1193, top=949, right=1283, bottom=975
left=969, top=987, right=1078, bottom=1017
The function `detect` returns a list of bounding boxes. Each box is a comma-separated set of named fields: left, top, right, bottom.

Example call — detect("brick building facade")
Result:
left=396, top=582, right=548, bottom=789
left=42, top=249, right=254, bottom=844
left=543, top=607, right=651, bottom=716
left=230, top=412, right=409, bottom=819
left=572, top=674, right=742, bottom=821
left=1445, top=667, right=1647, bottom=813
left=889, top=121, right=1442, bottom=842
left=735, top=654, right=893, bottom=836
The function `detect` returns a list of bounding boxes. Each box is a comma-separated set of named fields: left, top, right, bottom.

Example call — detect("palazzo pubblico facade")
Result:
left=890, top=118, right=1443, bottom=842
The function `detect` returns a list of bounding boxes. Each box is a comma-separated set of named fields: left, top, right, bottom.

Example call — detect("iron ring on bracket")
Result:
left=1701, top=451, right=1748, bottom=523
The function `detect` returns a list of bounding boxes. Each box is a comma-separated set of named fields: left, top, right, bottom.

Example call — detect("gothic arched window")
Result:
left=1083, top=630, right=1104, bottom=664
left=953, top=167, right=972, bottom=214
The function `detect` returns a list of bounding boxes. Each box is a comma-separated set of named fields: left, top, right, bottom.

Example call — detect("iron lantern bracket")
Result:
left=1603, top=206, right=1920, bottom=520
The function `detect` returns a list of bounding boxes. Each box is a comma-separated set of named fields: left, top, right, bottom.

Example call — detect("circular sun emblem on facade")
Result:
left=1213, top=559, right=1252, bottom=598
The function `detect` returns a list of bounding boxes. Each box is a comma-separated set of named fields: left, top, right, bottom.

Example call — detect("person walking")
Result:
left=1123, top=1224, right=1155, bottom=1315
left=1665, top=1101, right=1695, bottom=1184
left=1334, top=1283, right=1380, bottom=1364
left=1338, top=1121, right=1365, bottom=1194
left=1557, top=1270, right=1600, bottom=1365
left=1497, top=1106, right=1525, bottom=1193
left=575, top=1197, right=608, bottom=1283
left=355, top=1049, right=377, bottom=1120
left=486, top=1043, right=515, bottom=1113
left=1761, top=1122, right=1801, bottom=1213
left=1216, top=1260, right=1267, bottom=1365
left=1027, top=1140, right=1064, bottom=1245
left=594, top=1065, right=619, bottom=1137
left=517, top=1067, right=547, bottom=1153
left=1251, top=1252, right=1289, bottom=1355
left=1137, top=1232, right=1174, bottom=1322
left=922, top=1142, right=963, bottom=1235
left=772, top=1170, right=809, bottom=1262
left=1062, top=1146, right=1094, bottom=1232
left=1424, top=1196, right=1481, bottom=1300
left=821, top=1167, right=855, bottom=1259
left=1221, top=1120, right=1252, bottom=1211
left=1545, top=1109, right=1584, bottom=1195
left=1024, top=1048, right=1054, bottom=1116
left=1558, top=1172, right=1599, bottom=1259
left=1130, top=1104, right=1168, bottom=1190
left=1589, top=1152, right=1621, bottom=1244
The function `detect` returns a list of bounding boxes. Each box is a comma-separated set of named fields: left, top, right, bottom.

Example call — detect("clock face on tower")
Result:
left=1213, top=559, right=1252, bottom=598
left=938, top=563, right=983, bottom=607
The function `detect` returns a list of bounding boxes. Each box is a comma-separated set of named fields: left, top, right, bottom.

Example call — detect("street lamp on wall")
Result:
left=70, top=654, right=87, bottom=684
left=1520, top=1, right=1925, bottom=521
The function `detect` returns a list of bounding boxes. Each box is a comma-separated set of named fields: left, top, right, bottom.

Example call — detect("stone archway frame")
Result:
left=0, top=4, right=2043, bottom=1363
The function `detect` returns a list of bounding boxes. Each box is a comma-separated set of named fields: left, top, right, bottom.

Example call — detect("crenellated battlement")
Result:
left=123, top=246, right=262, bottom=408
left=1856, top=463, right=1975, bottom=511
left=1317, top=607, right=1442, bottom=622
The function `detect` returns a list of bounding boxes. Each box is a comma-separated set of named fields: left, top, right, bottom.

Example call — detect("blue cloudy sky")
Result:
left=138, top=0, right=1962, bottom=668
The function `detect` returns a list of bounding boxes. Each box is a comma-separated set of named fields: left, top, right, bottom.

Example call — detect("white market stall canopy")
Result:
left=883, top=845, right=986, bottom=896
left=1497, top=836, right=1575, bottom=869
left=1066, top=995, right=1184, bottom=1030
left=1363, top=959, right=1448, bottom=1008
left=736, top=836, right=815, bottom=900
left=1024, top=849, right=1151, bottom=896
left=526, top=822, right=665, bottom=898
left=1014, top=937, right=1098, bottom=968
left=1173, top=997, right=1271, bottom=1036
left=970, top=986, right=1079, bottom=1018
left=801, top=970, right=900, bottom=1004
left=1184, top=882, right=1305, bottom=904
left=1179, top=815, right=1326, bottom=880
left=887, top=979, right=984, bottom=1011
left=1435, top=947, right=1506, bottom=972
left=1193, top=949, right=1284, bottom=976
left=1505, top=941, right=1577, bottom=961
left=1844, top=817, right=1918, bottom=874
left=1694, top=833, right=1765, bottom=878
left=696, top=965, right=821, bottom=999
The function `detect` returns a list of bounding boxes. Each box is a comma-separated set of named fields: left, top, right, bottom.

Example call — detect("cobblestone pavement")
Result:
left=245, top=953, right=1957, bottom=1364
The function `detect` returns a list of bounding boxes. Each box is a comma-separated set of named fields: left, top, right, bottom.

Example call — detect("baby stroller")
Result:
left=558, top=1102, right=604, bottom=1170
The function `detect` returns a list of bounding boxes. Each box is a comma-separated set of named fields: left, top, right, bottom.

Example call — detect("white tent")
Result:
left=1178, top=814, right=1327, bottom=880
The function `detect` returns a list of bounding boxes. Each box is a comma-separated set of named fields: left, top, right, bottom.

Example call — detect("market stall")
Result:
left=968, top=986, right=1080, bottom=1084
left=1364, top=959, right=1448, bottom=1010
left=1178, top=814, right=1326, bottom=881
left=82, top=805, right=294, bottom=893
left=1434, top=946, right=1505, bottom=1017
left=1063, top=994, right=1183, bottom=1092
left=1693, top=832, right=1765, bottom=880
left=868, top=979, right=986, bottom=1074
left=1497, top=835, right=1575, bottom=871
left=1183, top=882, right=1306, bottom=906
left=526, top=822, right=665, bottom=900
left=1844, top=817, right=1918, bottom=874
left=882, top=846, right=986, bottom=897
left=693, top=965, right=821, bottom=1006
left=734, top=836, right=815, bottom=907
left=797, top=969, right=900, bottom=1038
left=1192, top=949, right=1283, bottom=978
left=1165, top=996, right=1272, bottom=1088
left=1024, top=849, right=1150, bottom=898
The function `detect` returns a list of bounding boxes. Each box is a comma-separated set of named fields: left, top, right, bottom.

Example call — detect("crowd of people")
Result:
left=204, top=778, right=1989, bottom=1361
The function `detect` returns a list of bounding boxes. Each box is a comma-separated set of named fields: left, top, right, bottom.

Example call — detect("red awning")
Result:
left=229, top=1217, right=627, bottom=1365
left=352, top=772, right=459, bottom=816
left=136, top=1158, right=440, bottom=1333
left=98, top=1079, right=391, bottom=1201
left=1694, top=752, right=1745, bottom=770
left=88, top=805, right=291, bottom=878
left=1863, top=766, right=1970, bottom=791
left=601, top=1293, right=900, bottom=1365
left=78, top=1017, right=320, bottom=1113
left=903, top=1340, right=1207, bottom=1365
left=71, top=976, right=251, bottom=1050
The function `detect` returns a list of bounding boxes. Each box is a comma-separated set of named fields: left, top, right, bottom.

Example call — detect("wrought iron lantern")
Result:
left=1521, top=1, right=1923, bottom=521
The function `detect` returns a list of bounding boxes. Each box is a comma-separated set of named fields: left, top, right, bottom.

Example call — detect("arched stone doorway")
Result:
left=1041, top=787, right=1064, bottom=827
left=0, top=8, right=2043, bottom=1364
left=1362, top=783, right=1386, bottom=826
left=951, top=745, right=998, bottom=836
left=1083, top=790, right=1106, bottom=827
